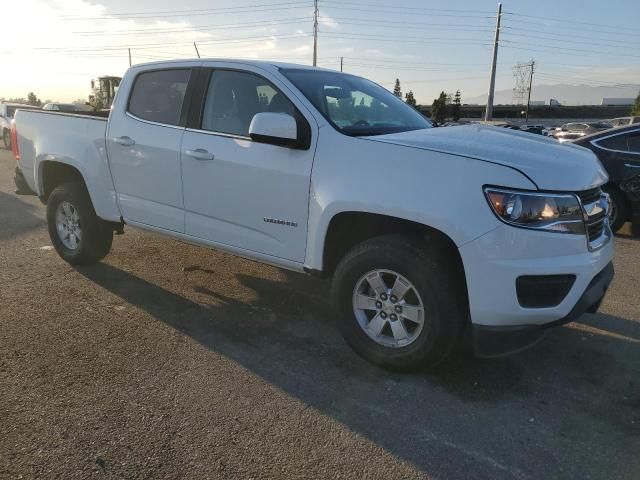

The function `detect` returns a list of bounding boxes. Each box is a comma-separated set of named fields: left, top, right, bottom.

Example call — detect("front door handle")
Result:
left=112, top=136, right=135, bottom=146
left=624, top=163, right=640, bottom=168
left=185, top=149, right=215, bottom=161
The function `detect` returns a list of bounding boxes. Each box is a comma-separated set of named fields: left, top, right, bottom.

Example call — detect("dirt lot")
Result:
left=1, top=149, right=639, bottom=479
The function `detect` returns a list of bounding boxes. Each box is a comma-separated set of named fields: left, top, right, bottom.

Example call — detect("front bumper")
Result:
left=473, top=261, right=614, bottom=357
left=459, top=223, right=614, bottom=356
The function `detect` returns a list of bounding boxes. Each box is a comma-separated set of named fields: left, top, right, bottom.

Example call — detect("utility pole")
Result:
left=312, top=0, right=318, bottom=66
left=484, top=2, right=502, bottom=122
left=524, top=60, right=535, bottom=123
left=340, top=56, right=343, bottom=72
left=194, top=42, right=201, bottom=58
left=128, top=48, right=132, bottom=67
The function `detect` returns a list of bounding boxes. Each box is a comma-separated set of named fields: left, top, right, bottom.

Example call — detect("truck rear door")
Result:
left=106, top=68, right=191, bottom=232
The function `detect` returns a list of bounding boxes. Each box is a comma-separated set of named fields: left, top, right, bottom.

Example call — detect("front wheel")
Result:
left=331, top=235, right=468, bottom=371
left=603, top=186, right=629, bottom=233
left=2, top=129, right=10, bottom=150
left=47, top=182, right=113, bottom=264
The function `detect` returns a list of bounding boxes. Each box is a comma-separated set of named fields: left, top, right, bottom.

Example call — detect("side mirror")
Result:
left=249, top=112, right=304, bottom=149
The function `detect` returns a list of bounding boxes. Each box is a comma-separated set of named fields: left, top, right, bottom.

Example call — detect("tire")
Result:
left=331, top=235, right=468, bottom=371
left=2, top=129, right=10, bottom=150
left=46, top=182, right=113, bottom=264
left=603, top=186, right=629, bottom=233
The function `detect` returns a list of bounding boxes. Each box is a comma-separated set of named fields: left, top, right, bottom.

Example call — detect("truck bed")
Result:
left=14, top=109, right=121, bottom=222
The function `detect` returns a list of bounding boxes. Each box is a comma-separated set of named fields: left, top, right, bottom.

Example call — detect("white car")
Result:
left=12, top=60, right=614, bottom=369
left=0, top=102, right=40, bottom=149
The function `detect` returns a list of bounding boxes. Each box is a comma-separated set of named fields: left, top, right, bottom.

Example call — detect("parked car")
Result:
left=573, top=124, right=640, bottom=232
left=12, top=59, right=614, bottom=369
left=553, top=122, right=613, bottom=142
left=520, top=125, right=545, bottom=135
left=42, top=103, right=83, bottom=113
left=0, top=102, right=40, bottom=149
left=608, top=116, right=640, bottom=128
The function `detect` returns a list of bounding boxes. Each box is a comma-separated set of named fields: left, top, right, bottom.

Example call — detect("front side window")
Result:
left=128, top=69, right=190, bottom=126
left=281, top=69, right=431, bottom=136
left=201, top=70, right=296, bottom=136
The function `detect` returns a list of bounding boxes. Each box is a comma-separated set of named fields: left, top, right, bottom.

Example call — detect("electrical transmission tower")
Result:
left=512, top=61, right=534, bottom=105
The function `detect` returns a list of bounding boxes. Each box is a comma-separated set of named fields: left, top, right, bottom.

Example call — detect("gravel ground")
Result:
left=0, top=149, right=639, bottom=479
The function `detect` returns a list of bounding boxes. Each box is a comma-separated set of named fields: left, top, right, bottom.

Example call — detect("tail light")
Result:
left=10, top=121, right=19, bottom=161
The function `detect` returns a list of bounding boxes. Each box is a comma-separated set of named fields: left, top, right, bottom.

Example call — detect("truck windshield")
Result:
left=281, top=69, right=432, bottom=137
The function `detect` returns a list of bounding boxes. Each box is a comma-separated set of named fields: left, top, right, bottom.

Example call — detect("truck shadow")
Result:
left=75, top=261, right=640, bottom=478
left=0, top=191, right=44, bottom=241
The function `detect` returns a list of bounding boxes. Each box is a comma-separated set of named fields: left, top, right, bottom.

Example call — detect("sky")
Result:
left=1, top=0, right=639, bottom=104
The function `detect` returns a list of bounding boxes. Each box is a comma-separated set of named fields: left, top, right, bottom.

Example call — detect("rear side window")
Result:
left=628, top=132, right=640, bottom=153
left=128, top=69, right=190, bottom=126
left=597, top=134, right=629, bottom=152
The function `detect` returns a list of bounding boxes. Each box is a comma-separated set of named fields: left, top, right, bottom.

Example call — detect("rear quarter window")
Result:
left=128, top=69, right=191, bottom=126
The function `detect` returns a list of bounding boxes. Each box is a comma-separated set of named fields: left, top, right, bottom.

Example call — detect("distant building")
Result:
left=550, top=98, right=562, bottom=106
left=529, top=100, right=545, bottom=106
left=601, top=98, right=634, bottom=106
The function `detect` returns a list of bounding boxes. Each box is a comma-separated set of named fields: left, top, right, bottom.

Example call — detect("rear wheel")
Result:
left=2, top=129, right=10, bottom=150
left=603, top=186, right=628, bottom=233
left=331, top=235, right=467, bottom=371
left=47, top=182, right=113, bottom=264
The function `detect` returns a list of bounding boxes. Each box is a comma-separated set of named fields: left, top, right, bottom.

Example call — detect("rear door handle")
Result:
left=112, top=136, right=135, bottom=146
left=624, top=163, right=640, bottom=168
left=185, top=149, right=215, bottom=161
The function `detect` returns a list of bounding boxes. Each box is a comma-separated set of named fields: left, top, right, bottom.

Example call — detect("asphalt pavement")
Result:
left=0, top=149, right=638, bottom=479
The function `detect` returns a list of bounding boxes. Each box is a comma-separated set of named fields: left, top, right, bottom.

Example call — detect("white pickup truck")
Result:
left=12, top=59, right=614, bottom=369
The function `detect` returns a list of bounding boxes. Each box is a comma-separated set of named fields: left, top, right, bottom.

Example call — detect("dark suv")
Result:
left=573, top=124, right=640, bottom=232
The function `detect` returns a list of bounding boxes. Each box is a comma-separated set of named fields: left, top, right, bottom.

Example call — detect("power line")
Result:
left=321, top=0, right=495, bottom=14
left=501, top=40, right=640, bottom=59
left=504, top=11, right=639, bottom=33
left=75, top=18, right=310, bottom=36
left=319, top=4, right=493, bottom=18
left=501, top=23, right=640, bottom=44
left=33, top=32, right=312, bottom=53
left=320, top=33, right=493, bottom=46
left=59, top=2, right=313, bottom=20
left=501, top=32, right=640, bottom=51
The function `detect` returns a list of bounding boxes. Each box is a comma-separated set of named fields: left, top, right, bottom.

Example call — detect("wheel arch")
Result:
left=603, top=181, right=631, bottom=224
left=38, top=160, right=87, bottom=202
left=317, top=211, right=466, bottom=284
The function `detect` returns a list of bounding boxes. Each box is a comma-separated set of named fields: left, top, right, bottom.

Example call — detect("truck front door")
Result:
left=180, top=67, right=316, bottom=263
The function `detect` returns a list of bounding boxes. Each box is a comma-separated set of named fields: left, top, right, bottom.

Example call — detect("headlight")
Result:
left=484, top=187, right=585, bottom=234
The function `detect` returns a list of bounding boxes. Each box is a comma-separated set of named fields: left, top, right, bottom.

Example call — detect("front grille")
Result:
left=576, top=187, right=601, bottom=205
left=575, top=187, right=608, bottom=247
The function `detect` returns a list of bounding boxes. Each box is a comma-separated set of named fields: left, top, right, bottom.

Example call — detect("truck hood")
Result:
left=367, top=124, right=608, bottom=191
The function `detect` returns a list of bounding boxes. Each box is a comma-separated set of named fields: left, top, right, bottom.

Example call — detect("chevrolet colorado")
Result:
left=12, top=59, right=614, bottom=369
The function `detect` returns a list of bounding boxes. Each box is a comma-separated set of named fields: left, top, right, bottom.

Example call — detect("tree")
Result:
left=393, top=79, right=402, bottom=98
left=451, top=90, right=462, bottom=121
left=632, top=91, right=640, bottom=116
left=431, top=91, right=448, bottom=124
left=405, top=90, right=416, bottom=107
left=26, top=92, right=42, bottom=107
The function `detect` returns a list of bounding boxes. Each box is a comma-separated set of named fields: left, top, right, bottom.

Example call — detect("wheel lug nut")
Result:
left=390, top=295, right=397, bottom=303
left=375, top=301, right=383, bottom=309
left=390, top=313, right=397, bottom=321
left=395, top=305, right=402, bottom=313
left=380, top=312, right=387, bottom=319
left=380, top=293, right=388, bottom=301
